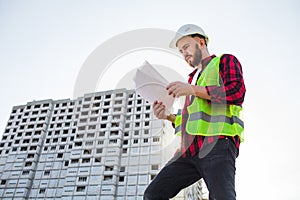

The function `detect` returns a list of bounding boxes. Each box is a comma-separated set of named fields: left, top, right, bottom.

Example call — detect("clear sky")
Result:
left=0, top=0, right=300, bottom=199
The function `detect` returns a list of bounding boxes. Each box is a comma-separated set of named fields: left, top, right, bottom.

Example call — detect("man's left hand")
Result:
left=166, top=81, right=194, bottom=97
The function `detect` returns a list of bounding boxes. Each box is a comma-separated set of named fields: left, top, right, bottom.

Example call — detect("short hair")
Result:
left=190, top=34, right=207, bottom=46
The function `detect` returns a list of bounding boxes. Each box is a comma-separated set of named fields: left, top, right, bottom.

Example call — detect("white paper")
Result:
left=137, top=61, right=169, bottom=85
left=133, top=61, right=175, bottom=110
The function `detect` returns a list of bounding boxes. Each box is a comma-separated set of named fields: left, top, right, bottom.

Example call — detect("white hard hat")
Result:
left=169, top=24, right=209, bottom=49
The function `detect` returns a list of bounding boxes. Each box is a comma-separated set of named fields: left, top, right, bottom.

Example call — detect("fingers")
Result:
left=167, top=82, right=179, bottom=97
left=152, top=101, right=167, bottom=119
left=152, top=100, right=161, bottom=110
left=166, top=82, right=177, bottom=90
left=156, top=105, right=166, bottom=118
left=168, top=87, right=176, bottom=97
left=152, top=100, right=158, bottom=108
left=166, top=81, right=194, bottom=97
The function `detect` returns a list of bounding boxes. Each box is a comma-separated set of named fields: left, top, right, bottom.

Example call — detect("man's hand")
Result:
left=166, top=81, right=194, bottom=98
left=152, top=100, right=170, bottom=120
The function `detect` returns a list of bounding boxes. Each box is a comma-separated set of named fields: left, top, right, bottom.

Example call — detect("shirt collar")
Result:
left=188, top=54, right=216, bottom=78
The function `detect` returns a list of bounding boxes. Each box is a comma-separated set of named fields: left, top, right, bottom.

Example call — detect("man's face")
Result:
left=177, top=36, right=202, bottom=68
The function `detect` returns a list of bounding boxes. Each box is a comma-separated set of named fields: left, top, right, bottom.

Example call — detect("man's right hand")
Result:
left=152, top=100, right=170, bottom=120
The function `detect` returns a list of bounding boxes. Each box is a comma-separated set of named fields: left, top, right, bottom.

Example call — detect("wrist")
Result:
left=166, top=114, right=176, bottom=123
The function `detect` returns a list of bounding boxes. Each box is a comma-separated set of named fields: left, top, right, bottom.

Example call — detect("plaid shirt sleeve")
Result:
left=205, top=54, right=246, bottom=105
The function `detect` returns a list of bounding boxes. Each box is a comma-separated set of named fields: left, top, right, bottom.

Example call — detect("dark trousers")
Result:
left=144, top=138, right=238, bottom=200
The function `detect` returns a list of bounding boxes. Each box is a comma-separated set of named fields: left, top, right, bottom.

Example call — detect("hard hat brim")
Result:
left=169, top=32, right=209, bottom=49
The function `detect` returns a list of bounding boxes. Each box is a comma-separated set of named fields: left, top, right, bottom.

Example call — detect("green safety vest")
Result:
left=174, top=56, right=244, bottom=142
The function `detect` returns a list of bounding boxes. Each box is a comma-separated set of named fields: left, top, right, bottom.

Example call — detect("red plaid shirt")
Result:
left=180, top=54, right=246, bottom=158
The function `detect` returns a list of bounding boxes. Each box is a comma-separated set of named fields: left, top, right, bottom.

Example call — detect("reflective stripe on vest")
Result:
left=174, top=109, right=182, bottom=135
left=174, top=56, right=244, bottom=142
left=189, top=111, right=244, bottom=128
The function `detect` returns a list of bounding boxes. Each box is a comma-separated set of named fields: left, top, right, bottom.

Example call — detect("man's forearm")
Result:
left=191, top=85, right=211, bottom=100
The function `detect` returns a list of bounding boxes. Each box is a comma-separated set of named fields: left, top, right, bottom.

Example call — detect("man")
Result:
left=144, top=24, right=246, bottom=200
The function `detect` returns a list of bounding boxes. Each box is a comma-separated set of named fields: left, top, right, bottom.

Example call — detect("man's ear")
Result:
left=193, top=36, right=206, bottom=48
left=198, top=38, right=206, bottom=48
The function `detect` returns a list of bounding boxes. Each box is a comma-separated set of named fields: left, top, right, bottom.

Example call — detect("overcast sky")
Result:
left=0, top=0, right=300, bottom=199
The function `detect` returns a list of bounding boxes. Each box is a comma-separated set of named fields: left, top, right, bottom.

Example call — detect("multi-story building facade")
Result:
left=0, top=88, right=206, bottom=200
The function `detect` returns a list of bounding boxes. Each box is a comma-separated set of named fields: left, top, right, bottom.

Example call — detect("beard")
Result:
left=191, top=44, right=202, bottom=67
